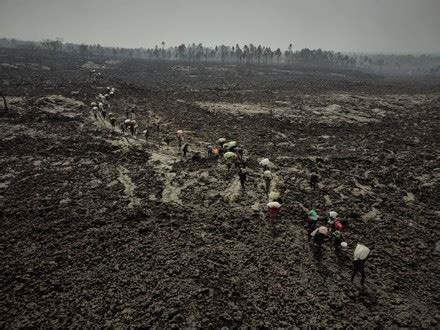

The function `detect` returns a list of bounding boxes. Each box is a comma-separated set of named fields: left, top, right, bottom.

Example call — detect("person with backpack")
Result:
left=310, top=172, right=319, bottom=190
left=238, top=168, right=247, bottom=190
left=327, top=211, right=344, bottom=231
left=109, top=114, right=116, bottom=128
left=176, top=130, right=184, bottom=148
left=306, top=209, right=319, bottom=242
left=182, top=143, right=190, bottom=157
left=311, top=226, right=328, bottom=247
left=263, top=170, right=273, bottom=196
left=332, top=230, right=344, bottom=252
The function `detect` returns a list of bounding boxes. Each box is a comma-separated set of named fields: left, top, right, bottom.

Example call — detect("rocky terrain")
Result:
left=1, top=48, right=440, bottom=327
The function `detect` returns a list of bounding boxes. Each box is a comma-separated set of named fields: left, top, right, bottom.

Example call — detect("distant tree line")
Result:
left=1, top=37, right=439, bottom=76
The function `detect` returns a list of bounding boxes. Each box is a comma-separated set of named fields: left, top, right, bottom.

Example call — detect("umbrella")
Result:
left=176, top=129, right=184, bottom=134
left=124, top=119, right=132, bottom=124
left=267, top=201, right=281, bottom=209
left=217, top=138, right=227, bottom=143
left=92, top=106, right=98, bottom=111
left=354, top=244, right=370, bottom=260
left=223, top=152, right=235, bottom=160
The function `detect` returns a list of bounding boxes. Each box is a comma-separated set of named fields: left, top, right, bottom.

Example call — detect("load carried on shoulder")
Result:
left=267, top=201, right=281, bottom=219
left=223, top=151, right=236, bottom=161
left=264, top=170, right=273, bottom=180
left=268, top=191, right=280, bottom=202
left=308, top=209, right=319, bottom=221
left=259, top=158, right=274, bottom=169
left=223, top=141, right=237, bottom=152
left=267, top=201, right=281, bottom=209
left=353, top=244, right=370, bottom=260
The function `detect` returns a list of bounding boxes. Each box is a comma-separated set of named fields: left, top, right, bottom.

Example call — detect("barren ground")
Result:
left=1, top=48, right=440, bottom=327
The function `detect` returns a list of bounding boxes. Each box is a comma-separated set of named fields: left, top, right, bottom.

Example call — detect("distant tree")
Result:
left=78, top=44, right=88, bottom=58
left=274, top=48, right=282, bottom=64
left=177, top=44, right=186, bottom=61
left=249, top=44, right=255, bottom=63
left=242, top=44, right=249, bottom=63
left=153, top=45, right=160, bottom=59
left=284, top=43, right=293, bottom=64
left=235, top=44, right=243, bottom=63
left=196, top=43, right=204, bottom=62
left=161, top=41, right=165, bottom=60
left=220, top=45, right=228, bottom=63
left=263, top=47, right=272, bottom=64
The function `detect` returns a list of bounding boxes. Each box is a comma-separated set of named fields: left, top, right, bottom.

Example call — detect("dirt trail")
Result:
left=91, top=111, right=192, bottom=206
left=117, top=166, right=141, bottom=208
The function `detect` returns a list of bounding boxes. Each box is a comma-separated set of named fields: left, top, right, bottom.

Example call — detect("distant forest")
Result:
left=1, top=37, right=440, bottom=76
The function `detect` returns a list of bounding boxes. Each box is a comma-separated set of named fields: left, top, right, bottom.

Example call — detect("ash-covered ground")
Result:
left=1, top=48, right=440, bottom=327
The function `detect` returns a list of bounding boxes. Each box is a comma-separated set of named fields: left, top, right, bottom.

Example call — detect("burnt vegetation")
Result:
left=2, top=37, right=440, bottom=76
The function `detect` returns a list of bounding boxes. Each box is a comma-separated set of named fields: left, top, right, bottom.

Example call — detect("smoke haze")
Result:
left=1, top=0, right=439, bottom=54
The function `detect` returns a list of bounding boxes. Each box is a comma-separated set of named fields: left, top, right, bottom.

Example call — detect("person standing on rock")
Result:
left=131, top=120, right=138, bottom=136
left=92, top=106, right=98, bottom=119
left=332, top=230, right=344, bottom=252
left=154, top=115, right=161, bottom=131
left=263, top=170, right=273, bottom=195
left=124, top=119, right=131, bottom=131
left=311, top=226, right=328, bottom=248
left=310, top=172, right=319, bottom=190
left=182, top=143, right=190, bottom=157
left=176, top=130, right=184, bottom=149
left=164, top=134, right=172, bottom=146
left=306, top=209, right=319, bottom=242
left=109, top=114, right=116, bottom=128
left=351, top=243, right=370, bottom=286
left=238, top=169, right=247, bottom=190
left=143, top=129, right=149, bottom=140
left=327, top=211, right=344, bottom=232
left=234, top=150, right=242, bottom=169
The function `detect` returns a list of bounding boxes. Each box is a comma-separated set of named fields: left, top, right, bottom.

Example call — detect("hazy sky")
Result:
left=1, top=0, right=439, bottom=54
